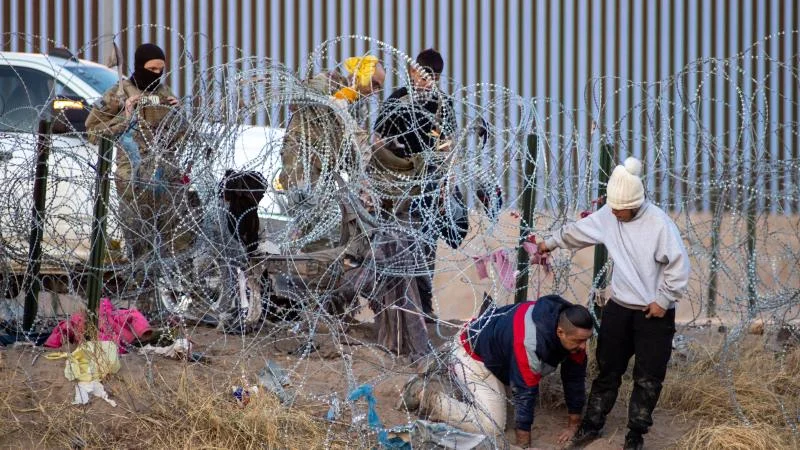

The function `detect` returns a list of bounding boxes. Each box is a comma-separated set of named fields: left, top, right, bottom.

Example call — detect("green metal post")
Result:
left=746, top=189, right=758, bottom=315
left=515, top=134, right=538, bottom=304
left=707, top=186, right=723, bottom=318
left=22, top=119, right=52, bottom=331
left=591, top=143, right=614, bottom=316
left=85, top=137, right=114, bottom=327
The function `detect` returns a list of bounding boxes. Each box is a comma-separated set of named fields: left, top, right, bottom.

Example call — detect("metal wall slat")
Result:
left=54, top=0, right=63, bottom=48
left=0, top=0, right=796, bottom=213
left=794, top=5, right=800, bottom=213
left=781, top=3, right=793, bottom=213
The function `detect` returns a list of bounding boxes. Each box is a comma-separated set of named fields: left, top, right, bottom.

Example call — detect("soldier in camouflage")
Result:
left=85, top=43, right=194, bottom=316
left=278, top=56, right=385, bottom=253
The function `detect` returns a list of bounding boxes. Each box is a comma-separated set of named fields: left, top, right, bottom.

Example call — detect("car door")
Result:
left=0, top=65, right=47, bottom=256
left=0, top=64, right=118, bottom=266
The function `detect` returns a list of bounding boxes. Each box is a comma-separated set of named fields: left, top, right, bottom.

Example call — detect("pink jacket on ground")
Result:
left=43, top=298, right=152, bottom=354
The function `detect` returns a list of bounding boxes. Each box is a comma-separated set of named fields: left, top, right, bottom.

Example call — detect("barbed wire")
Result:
left=0, top=29, right=798, bottom=448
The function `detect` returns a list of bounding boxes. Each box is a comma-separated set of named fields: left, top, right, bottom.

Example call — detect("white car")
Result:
left=0, top=50, right=287, bottom=274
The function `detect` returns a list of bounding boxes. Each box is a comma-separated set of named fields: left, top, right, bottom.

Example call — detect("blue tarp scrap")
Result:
left=257, top=360, right=294, bottom=405
left=326, top=396, right=342, bottom=421
left=347, top=384, right=489, bottom=449
left=347, top=384, right=409, bottom=448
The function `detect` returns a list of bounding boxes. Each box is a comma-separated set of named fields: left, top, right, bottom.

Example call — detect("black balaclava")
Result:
left=130, top=43, right=166, bottom=92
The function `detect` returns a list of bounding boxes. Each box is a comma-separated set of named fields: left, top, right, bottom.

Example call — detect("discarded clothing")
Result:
left=472, top=241, right=551, bottom=291
left=348, top=384, right=490, bottom=449
left=348, top=384, right=393, bottom=447
left=47, top=341, right=121, bottom=407
left=44, top=298, right=152, bottom=353
left=138, top=338, right=191, bottom=360
left=472, top=249, right=516, bottom=291
left=46, top=340, right=121, bottom=382
left=385, top=420, right=490, bottom=450
left=0, top=329, right=51, bottom=347
left=492, top=250, right=516, bottom=291
left=257, top=360, right=294, bottom=405
left=74, top=380, right=117, bottom=406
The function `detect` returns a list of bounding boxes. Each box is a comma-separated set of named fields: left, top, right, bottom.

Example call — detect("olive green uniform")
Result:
left=86, top=80, right=195, bottom=312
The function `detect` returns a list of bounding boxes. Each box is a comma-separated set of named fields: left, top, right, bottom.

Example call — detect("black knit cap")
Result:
left=134, top=43, right=166, bottom=69
left=415, top=48, right=444, bottom=75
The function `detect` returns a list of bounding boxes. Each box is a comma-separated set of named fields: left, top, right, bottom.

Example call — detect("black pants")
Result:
left=583, top=300, right=676, bottom=435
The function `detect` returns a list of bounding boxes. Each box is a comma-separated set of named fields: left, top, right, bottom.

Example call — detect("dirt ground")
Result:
left=427, top=211, right=800, bottom=324
left=1, top=211, right=796, bottom=448
left=0, top=318, right=696, bottom=449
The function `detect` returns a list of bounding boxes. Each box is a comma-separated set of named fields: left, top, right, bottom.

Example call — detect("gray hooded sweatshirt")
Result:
left=544, top=201, right=690, bottom=310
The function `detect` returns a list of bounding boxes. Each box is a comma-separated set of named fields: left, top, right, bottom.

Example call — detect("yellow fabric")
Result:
left=45, top=341, right=121, bottom=382
left=343, top=55, right=379, bottom=88
left=333, top=86, right=359, bottom=103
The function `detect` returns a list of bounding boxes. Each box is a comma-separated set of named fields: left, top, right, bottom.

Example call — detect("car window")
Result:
left=61, top=64, right=119, bottom=97
left=0, top=66, right=52, bottom=132
left=54, top=81, right=79, bottom=98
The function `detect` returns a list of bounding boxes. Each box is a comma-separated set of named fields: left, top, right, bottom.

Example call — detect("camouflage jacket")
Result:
left=85, top=79, right=176, bottom=147
left=85, top=79, right=185, bottom=186
left=279, top=71, right=351, bottom=190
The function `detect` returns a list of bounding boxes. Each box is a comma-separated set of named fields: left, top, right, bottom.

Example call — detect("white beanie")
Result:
left=606, top=157, right=644, bottom=210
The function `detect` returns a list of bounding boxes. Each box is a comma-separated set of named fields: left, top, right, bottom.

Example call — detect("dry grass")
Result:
left=2, top=331, right=798, bottom=449
left=0, top=352, right=352, bottom=450
left=661, top=341, right=799, bottom=422
left=661, top=340, right=800, bottom=449
left=675, top=422, right=792, bottom=450
left=536, top=335, right=800, bottom=448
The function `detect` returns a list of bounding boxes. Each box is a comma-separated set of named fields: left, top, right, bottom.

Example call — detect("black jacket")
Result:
left=373, top=87, right=457, bottom=157
left=464, top=295, right=587, bottom=430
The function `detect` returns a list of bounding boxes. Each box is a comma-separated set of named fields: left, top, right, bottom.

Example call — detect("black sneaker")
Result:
left=623, top=431, right=644, bottom=450
left=564, top=426, right=601, bottom=449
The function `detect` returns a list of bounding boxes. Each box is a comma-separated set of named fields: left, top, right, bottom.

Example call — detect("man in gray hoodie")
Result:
left=538, top=157, right=690, bottom=450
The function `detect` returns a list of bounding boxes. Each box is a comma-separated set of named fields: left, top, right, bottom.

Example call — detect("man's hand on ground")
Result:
left=644, top=302, right=666, bottom=319
left=556, top=414, right=582, bottom=444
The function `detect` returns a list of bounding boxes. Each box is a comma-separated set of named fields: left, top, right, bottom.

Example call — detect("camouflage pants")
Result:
left=115, top=169, right=197, bottom=313
left=582, top=300, right=676, bottom=436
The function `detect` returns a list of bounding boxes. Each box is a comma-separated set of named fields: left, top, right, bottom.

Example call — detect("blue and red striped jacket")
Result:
left=462, top=295, right=588, bottom=431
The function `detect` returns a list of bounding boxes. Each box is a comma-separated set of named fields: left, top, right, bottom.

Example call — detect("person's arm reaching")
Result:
left=540, top=207, right=609, bottom=253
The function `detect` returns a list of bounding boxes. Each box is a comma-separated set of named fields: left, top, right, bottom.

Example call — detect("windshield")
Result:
left=61, top=64, right=119, bottom=96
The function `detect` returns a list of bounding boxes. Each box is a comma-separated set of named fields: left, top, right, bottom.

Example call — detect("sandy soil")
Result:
left=428, top=210, right=800, bottom=324
left=0, top=320, right=693, bottom=449
left=1, top=210, right=795, bottom=448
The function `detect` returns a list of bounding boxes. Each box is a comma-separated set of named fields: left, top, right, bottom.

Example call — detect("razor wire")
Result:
left=0, top=28, right=798, bottom=448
